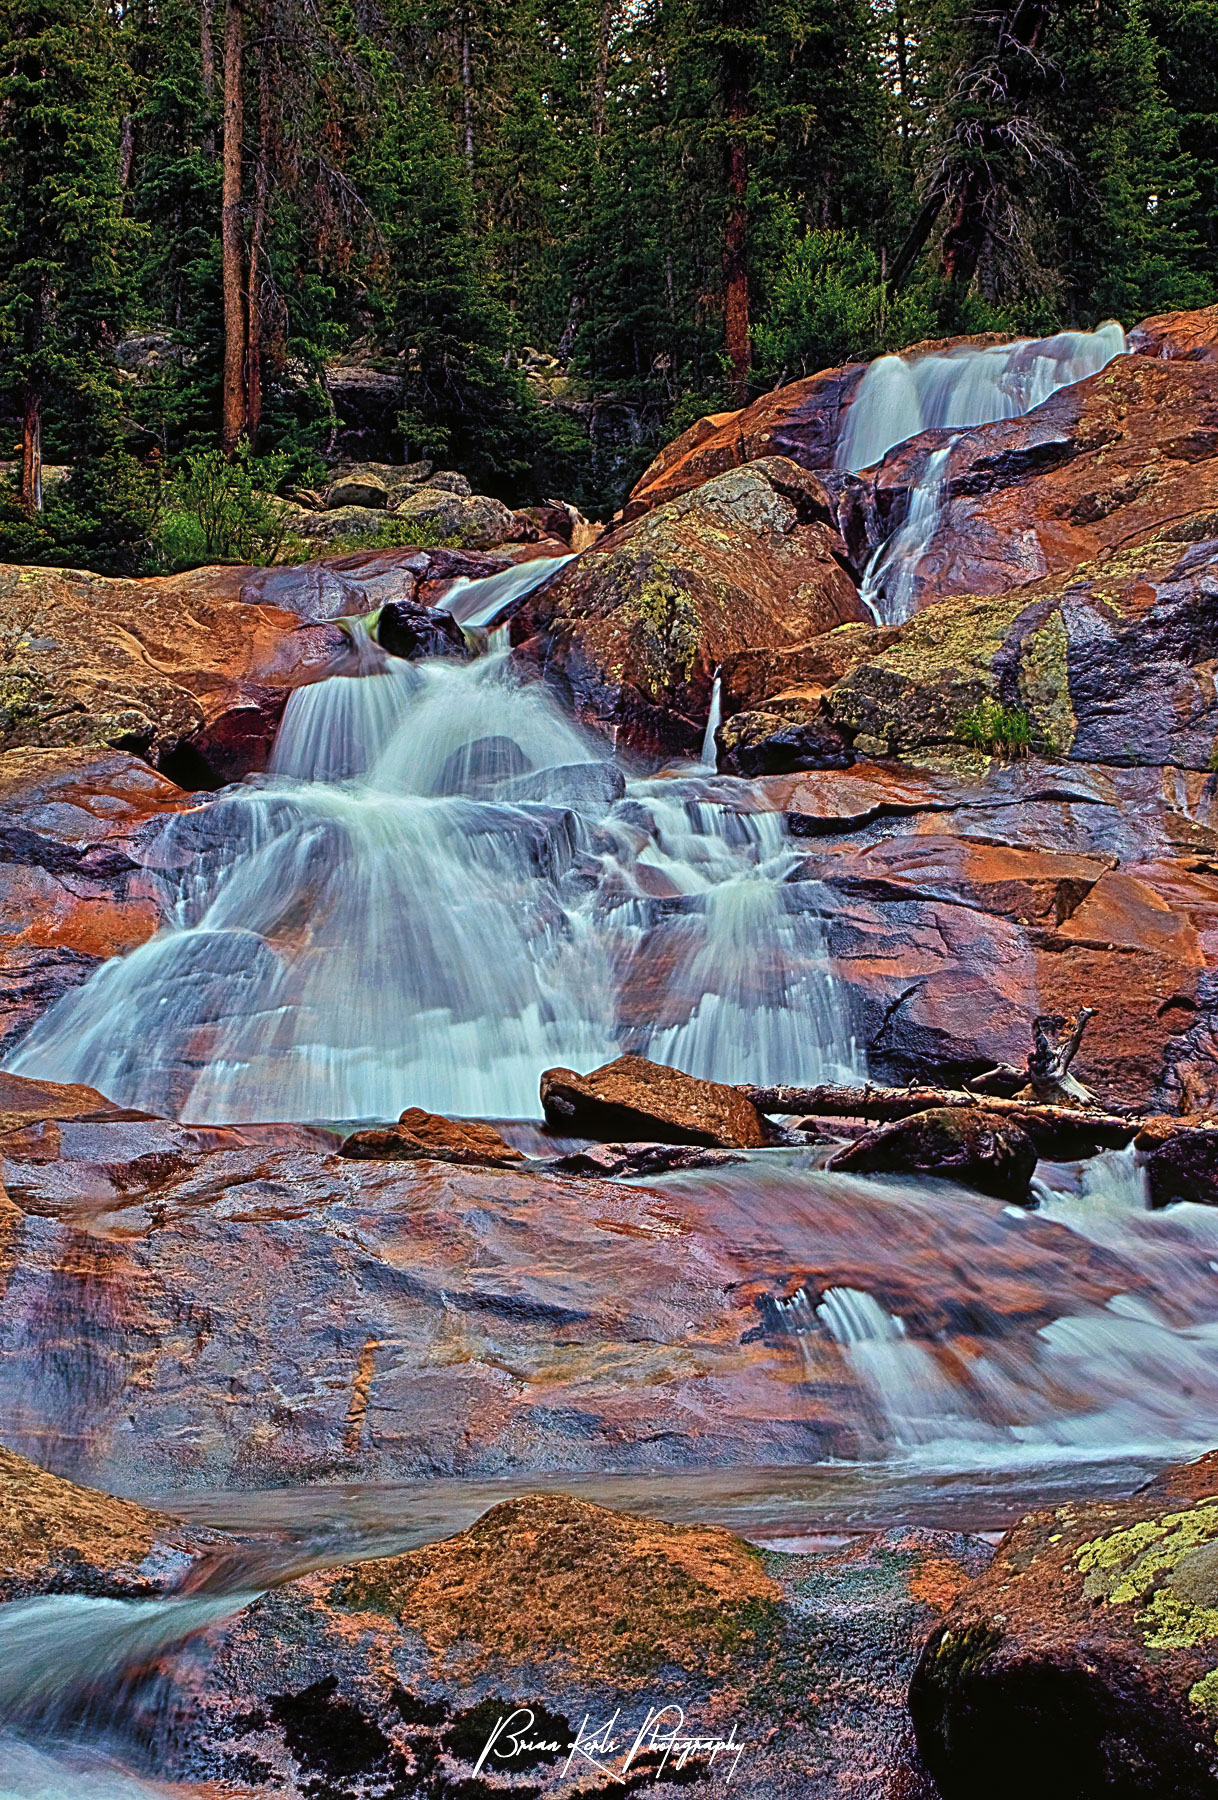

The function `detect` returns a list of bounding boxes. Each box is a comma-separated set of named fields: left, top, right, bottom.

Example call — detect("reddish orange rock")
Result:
left=541, top=1053, right=773, bottom=1148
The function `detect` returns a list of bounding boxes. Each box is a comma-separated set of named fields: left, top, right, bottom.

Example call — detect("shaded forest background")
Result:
left=1, top=0, right=1216, bottom=571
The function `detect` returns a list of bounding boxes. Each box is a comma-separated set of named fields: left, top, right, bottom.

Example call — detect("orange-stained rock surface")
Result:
left=512, top=458, right=866, bottom=755
left=541, top=1053, right=773, bottom=1147
left=341, top=1108, right=525, bottom=1166
left=0, top=748, right=199, bottom=1057
left=909, top=1450, right=1218, bottom=1800
left=0, top=545, right=512, bottom=790
left=0, top=1441, right=221, bottom=1598
left=188, top=1494, right=987, bottom=1798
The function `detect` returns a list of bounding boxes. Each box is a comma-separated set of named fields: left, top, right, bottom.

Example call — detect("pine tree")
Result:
left=0, top=0, right=137, bottom=508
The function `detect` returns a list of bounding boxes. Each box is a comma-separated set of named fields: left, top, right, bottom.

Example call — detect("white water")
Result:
left=439, top=553, right=575, bottom=629
left=838, top=321, right=1127, bottom=624
left=0, top=1591, right=256, bottom=1800
left=7, top=647, right=857, bottom=1121
left=700, top=670, right=723, bottom=767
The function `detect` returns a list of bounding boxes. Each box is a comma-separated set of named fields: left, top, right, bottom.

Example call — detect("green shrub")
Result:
left=160, top=440, right=292, bottom=566
left=0, top=447, right=158, bottom=576
left=956, top=699, right=1033, bottom=758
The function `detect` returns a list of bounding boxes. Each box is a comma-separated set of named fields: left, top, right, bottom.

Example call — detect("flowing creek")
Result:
left=0, top=325, right=1211, bottom=1792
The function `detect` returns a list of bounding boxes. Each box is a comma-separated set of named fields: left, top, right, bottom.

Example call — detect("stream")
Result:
left=0, top=321, right=1193, bottom=1795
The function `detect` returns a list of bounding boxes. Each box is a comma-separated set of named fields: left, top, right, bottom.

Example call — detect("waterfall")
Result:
left=439, top=553, right=576, bottom=629
left=700, top=669, right=722, bottom=767
left=6, top=649, right=858, bottom=1122
left=857, top=443, right=954, bottom=626
left=837, top=322, right=1127, bottom=474
left=837, top=322, right=1127, bottom=625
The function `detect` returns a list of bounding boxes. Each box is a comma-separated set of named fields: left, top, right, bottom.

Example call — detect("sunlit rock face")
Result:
left=511, top=458, right=866, bottom=757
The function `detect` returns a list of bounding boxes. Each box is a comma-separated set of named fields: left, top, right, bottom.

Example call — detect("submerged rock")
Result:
left=373, top=597, right=469, bottom=661
left=540, top=1054, right=774, bottom=1148
left=910, top=1453, right=1218, bottom=1800
left=547, top=1141, right=746, bottom=1177
left=340, top=1108, right=525, bottom=1168
left=829, top=1105, right=1038, bottom=1202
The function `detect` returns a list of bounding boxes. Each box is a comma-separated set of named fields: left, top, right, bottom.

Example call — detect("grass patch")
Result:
left=955, top=698, right=1033, bottom=758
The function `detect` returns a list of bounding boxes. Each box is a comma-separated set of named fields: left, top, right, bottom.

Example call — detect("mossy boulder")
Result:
left=910, top=1452, right=1218, bottom=1799
left=826, top=531, right=1218, bottom=770
left=513, top=457, right=867, bottom=756
left=828, top=1104, right=1038, bottom=1202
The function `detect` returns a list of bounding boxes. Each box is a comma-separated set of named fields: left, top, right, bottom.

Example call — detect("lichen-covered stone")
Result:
left=513, top=457, right=867, bottom=756
left=910, top=1456, right=1218, bottom=1799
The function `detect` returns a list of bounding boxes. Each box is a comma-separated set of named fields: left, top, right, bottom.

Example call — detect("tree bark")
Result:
left=20, top=384, right=42, bottom=514
left=201, top=0, right=217, bottom=155
left=244, top=51, right=271, bottom=445
left=461, top=10, right=474, bottom=173
left=721, top=1, right=751, bottom=406
left=220, top=0, right=246, bottom=456
left=592, top=0, right=613, bottom=141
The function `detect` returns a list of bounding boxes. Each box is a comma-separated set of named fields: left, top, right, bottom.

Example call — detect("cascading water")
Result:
left=838, top=321, right=1127, bottom=624
left=5, top=585, right=857, bottom=1120
left=439, top=552, right=576, bottom=629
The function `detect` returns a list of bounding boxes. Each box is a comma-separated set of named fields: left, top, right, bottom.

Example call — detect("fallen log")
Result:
left=739, top=1083, right=1137, bottom=1162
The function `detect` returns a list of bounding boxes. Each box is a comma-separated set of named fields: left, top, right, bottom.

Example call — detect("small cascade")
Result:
left=440, top=553, right=576, bottom=630
left=837, top=321, right=1127, bottom=625
left=817, top=1286, right=988, bottom=1452
left=837, top=321, right=1127, bottom=474
left=8, top=650, right=858, bottom=1120
left=700, top=670, right=723, bottom=767
left=857, top=443, right=954, bottom=625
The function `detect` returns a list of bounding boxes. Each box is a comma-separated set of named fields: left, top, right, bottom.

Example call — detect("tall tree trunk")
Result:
left=117, top=113, right=136, bottom=189
left=20, top=384, right=42, bottom=514
left=201, top=0, right=217, bottom=156
left=461, top=10, right=474, bottom=173
left=722, top=3, right=751, bottom=407
left=244, top=52, right=271, bottom=444
left=220, top=0, right=246, bottom=455
left=592, top=0, right=613, bottom=141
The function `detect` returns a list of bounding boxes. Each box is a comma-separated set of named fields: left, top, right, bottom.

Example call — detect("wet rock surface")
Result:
left=540, top=1053, right=774, bottom=1147
left=829, top=1106, right=1039, bottom=1203
left=909, top=1460, right=1218, bottom=1799
left=512, top=458, right=865, bottom=756
left=340, top=1109, right=526, bottom=1167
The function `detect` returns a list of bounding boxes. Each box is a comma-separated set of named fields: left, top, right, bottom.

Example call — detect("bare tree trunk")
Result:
left=244, top=51, right=271, bottom=445
left=220, top=0, right=246, bottom=456
left=721, top=1, right=751, bottom=406
left=20, top=384, right=42, bottom=514
left=592, top=0, right=613, bottom=141
left=117, top=112, right=136, bottom=189
left=201, top=0, right=217, bottom=155
left=461, top=10, right=474, bottom=173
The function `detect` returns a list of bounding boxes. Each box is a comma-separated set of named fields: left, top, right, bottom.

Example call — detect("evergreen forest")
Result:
left=2, top=0, right=1216, bottom=571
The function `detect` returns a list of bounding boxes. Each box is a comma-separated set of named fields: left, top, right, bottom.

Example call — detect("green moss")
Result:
left=0, top=672, right=42, bottom=736
left=1018, top=612, right=1075, bottom=755
left=1074, top=1502, right=1218, bottom=1651
left=618, top=575, right=702, bottom=691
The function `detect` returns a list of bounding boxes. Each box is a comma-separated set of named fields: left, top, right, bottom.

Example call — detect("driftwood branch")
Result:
left=738, top=1082, right=1135, bottom=1162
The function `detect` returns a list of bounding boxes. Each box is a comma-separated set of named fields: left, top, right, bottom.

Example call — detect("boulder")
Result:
left=1142, top=1124, right=1218, bottom=1208
left=1129, top=304, right=1218, bottom=362
left=373, top=598, right=469, bottom=661
left=392, top=486, right=519, bottom=550
left=495, top=760, right=626, bottom=806
left=909, top=1453, right=1218, bottom=1800
left=299, top=503, right=394, bottom=541
left=423, top=470, right=472, bottom=496
left=323, top=473, right=390, bottom=510
left=826, top=532, right=1218, bottom=772
left=540, top=1054, right=773, bottom=1148
left=0, top=560, right=355, bottom=786
left=716, top=698, right=854, bottom=776
left=513, top=457, right=867, bottom=757
left=340, top=1109, right=525, bottom=1168
left=0, top=1442, right=220, bottom=1600
left=548, top=1141, right=745, bottom=1177
left=828, top=1105, right=1038, bottom=1202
